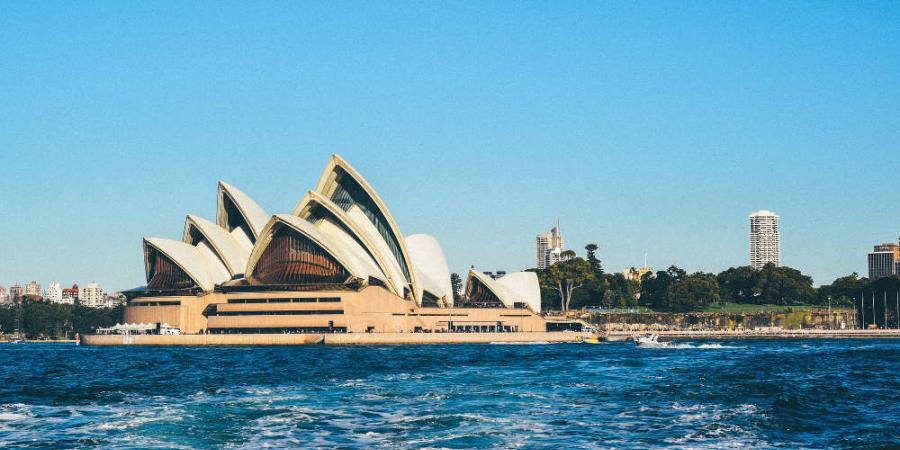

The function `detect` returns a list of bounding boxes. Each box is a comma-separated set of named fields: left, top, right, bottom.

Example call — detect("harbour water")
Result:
left=1, top=340, right=898, bottom=449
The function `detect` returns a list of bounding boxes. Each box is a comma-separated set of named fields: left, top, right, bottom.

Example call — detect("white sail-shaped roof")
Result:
left=313, top=154, right=421, bottom=303
left=216, top=181, right=269, bottom=252
left=464, top=269, right=541, bottom=312
left=405, top=234, right=453, bottom=306
left=143, top=237, right=228, bottom=292
left=294, top=190, right=405, bottom=296
left=293, top=191, right=398, bottom=288
left=183, top=215, right=249, bottom=277
left=245, top=214, right=372, bottom=283
left=495, top=272, right=541, bottom=312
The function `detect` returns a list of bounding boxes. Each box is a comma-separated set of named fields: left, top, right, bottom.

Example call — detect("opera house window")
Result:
left=146, top=249, right=196, bottom=290
left=253, top=225, right=350, bottom=285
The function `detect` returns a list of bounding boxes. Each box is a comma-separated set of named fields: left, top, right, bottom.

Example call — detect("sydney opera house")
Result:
left=84, top=155, right=585, bottom=345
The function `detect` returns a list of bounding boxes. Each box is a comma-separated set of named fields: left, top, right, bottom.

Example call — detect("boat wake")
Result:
left=489, top=341, right=554, bottom=345
left=665, top=343, right=745, bottom=349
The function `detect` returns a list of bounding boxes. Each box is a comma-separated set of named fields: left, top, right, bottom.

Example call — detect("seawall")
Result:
left=589, top=309, right=857, bottom=332
left=81, top=331, right=589, bottom=346
left=606, top=329, right=900, bottom=341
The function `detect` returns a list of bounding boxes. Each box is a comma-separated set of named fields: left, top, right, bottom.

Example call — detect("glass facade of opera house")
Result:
left=115, top=155, right=575, bottom=337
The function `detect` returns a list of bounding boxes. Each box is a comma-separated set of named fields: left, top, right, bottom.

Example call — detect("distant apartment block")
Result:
left=535, top=224, right=564, bottom=270
left=9, top=285, right=23, bottom=302
left=0, top=286, right=7, bottom=304
left=868, top=242, right=900, bottom=280
left=80, top=282, right=105, bottom=308
left=43, top=282, right=63, bottom=303
left=624, top=267, right=653, bottom=283
left=62, top=284, right=80, bottom=303
left=749, top=210, right=780, bottom=270
left=24, top=281, right=41, bottom=298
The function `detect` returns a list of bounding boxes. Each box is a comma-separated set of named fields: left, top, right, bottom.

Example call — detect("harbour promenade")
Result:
left=607, top=329, right=900, bottom=341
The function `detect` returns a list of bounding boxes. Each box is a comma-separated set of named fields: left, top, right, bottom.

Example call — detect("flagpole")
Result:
left=872, top=291, right=876, bottom=329
left=860, top=290, right=865, bottom=329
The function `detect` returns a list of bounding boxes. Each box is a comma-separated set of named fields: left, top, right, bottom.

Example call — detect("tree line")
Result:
left=0, top=300, right=123, bottom=339
left=535, top=244, right=888, bottom=312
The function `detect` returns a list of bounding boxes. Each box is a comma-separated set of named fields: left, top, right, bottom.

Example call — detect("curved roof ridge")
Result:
left=313, top=154, right=421, bottom=303
left=405, top=234, right=453, bottom=305
left=495, top=271, right=541, bottom=312
left=465, top=269, right=514, bottom=308
left=216, top=181, right=269, bottom=240
left=294, top=190, right=406, bottom=297
left=143, top=237, right=220, bottom=291
left=245, top=214, right=371, bottom=283
left=183, top=215, right=249, bottom=276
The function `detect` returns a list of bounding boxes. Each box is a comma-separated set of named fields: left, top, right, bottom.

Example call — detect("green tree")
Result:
left=0, top=301, right=123, bottom=339
left=539, top=257, right=595, bottom=312
left=584, top=243, right=603, bottom=275
left=578, top=243, right=606, bottom=308
left=717, top=266, right=756, bottom=303
left=605, top=273, right=638, bottom=308
left=715, top=264, right=817, bottom=306
left=755, top=263, right=815, bottom=305
left=667, top=273, right=720, bottom=312
left=639, top=266, right=685, bottom=310
left=818, top=273, right=869, bottom=306
left=450, top=273, right=463, bottom=303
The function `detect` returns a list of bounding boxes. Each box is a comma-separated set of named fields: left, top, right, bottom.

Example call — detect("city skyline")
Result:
left=1, top=3, right=899, bottom=290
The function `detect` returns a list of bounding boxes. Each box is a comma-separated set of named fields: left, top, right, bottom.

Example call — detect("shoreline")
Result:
left=606, top=329, right=900, bottom=341
left=79, top=331, right=591, bottom=346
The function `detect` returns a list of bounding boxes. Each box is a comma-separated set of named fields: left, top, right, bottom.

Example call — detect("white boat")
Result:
left=633, top=334, right=669, bottom=348
left=11, top=339, right=25, bottom=344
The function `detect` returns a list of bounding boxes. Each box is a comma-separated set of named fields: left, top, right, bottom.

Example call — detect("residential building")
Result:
left=0, top=286, right=7, bottom=304
left=624, top=267, right=653, bottom=283
left=80, top=282, right=105, bottom=308
left=44, top=282, right=64, bottom=303
left=749, top=210, right=780, bottom=270
left=62, top=284, right=80, bottom=303
left=104, top=292, right=127, bottom=308
left=868, top=242, right=900, bottom=280
left=25, top=281, right=41, bottom=298
left=9, top=285, right=23, bottom=302
left=535, top=224, right=564, bottom=270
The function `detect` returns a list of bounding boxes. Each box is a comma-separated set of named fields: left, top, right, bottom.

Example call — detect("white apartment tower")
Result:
left=749, top=210, right=780, bottom=269
left=79, top=282, right=105, bottom=308
left=43, top=282, right=63, bottom=303
left=535, top=223, right=565, bottom=270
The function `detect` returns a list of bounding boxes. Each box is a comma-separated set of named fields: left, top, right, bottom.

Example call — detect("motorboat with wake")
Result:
left=633, top=334, right=670, bottom=348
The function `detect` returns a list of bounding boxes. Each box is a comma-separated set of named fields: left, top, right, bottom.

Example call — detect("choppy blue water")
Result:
left=0, top=340, right=898, bottom=449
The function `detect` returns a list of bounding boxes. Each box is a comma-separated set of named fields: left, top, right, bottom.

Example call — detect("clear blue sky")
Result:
left=1, top=1, right=898, bottom=291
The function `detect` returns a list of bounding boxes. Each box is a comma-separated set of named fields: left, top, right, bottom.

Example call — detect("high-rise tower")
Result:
left=749, top=210, right=780, bottom=269
left=535, top=221, right=565, bottom=270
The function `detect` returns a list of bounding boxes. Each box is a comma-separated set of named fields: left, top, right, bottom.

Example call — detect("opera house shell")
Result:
left=113, top=155, right=574, bottom=340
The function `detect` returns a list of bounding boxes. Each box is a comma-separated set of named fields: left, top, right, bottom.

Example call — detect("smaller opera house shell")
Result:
left=128, top=155, right=549, bottom=335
